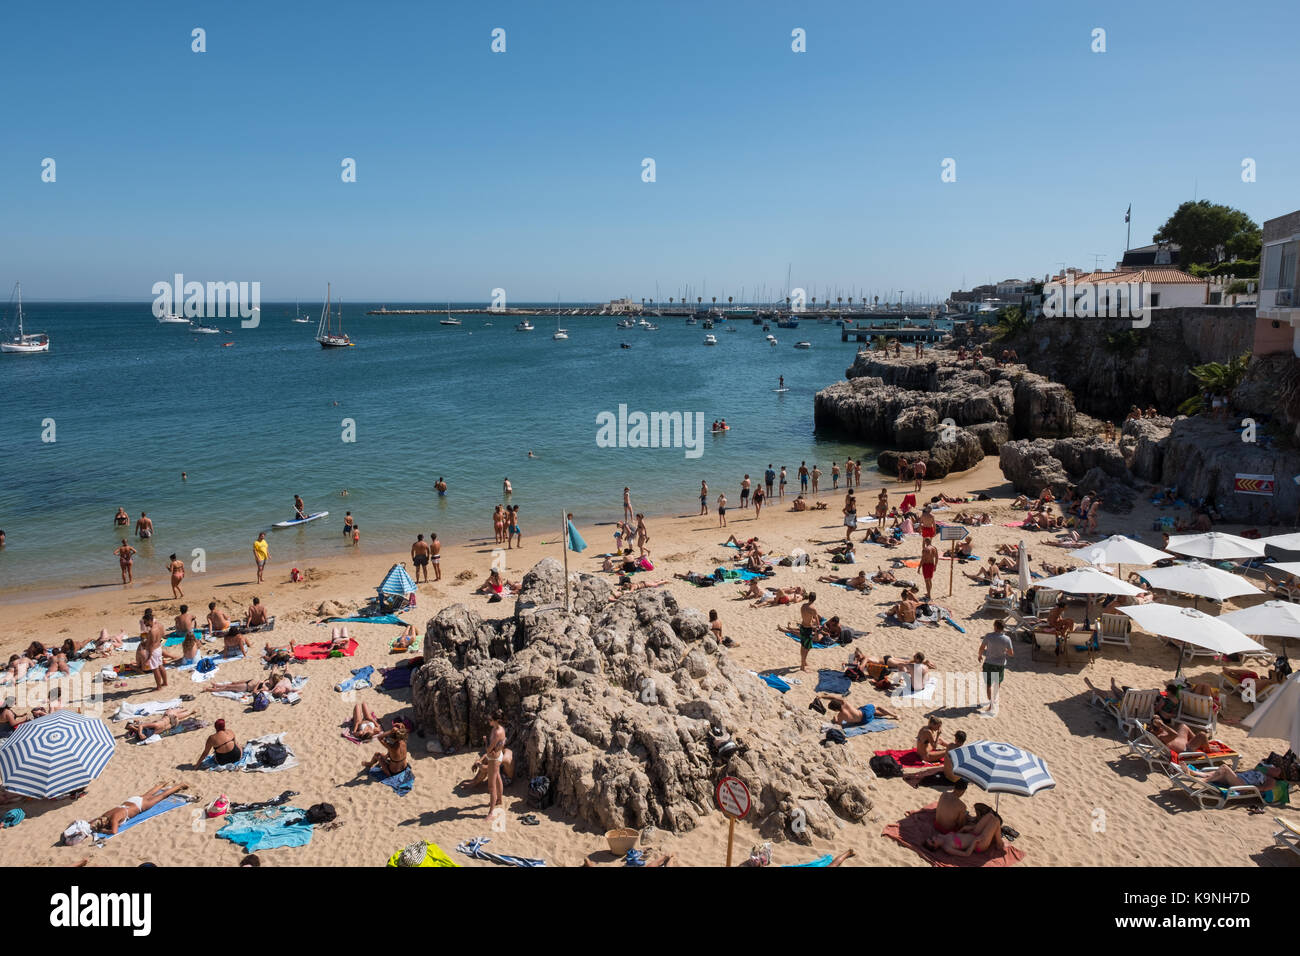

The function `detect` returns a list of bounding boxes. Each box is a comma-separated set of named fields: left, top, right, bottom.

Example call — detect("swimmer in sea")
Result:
left=135, top=512, right=153, bottom=539
left=435, top=477, right=447, bottom=497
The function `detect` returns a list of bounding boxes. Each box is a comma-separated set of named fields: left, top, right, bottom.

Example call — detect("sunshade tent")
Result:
left=1138, top=561, right=1263, bottom=606
left=1242, top=673, right=1300, bottom=753
left=1262, top=533, right=1300, bottom=552
left=1165, top=532, right=1266, bottom=562
left=1119, top=604, right=1266, bottom=678
left=0, top=711, right=115, bottom=798
left=375, top=563, right=418, bottom=611
left=947, top=740, right=1055, bottom=811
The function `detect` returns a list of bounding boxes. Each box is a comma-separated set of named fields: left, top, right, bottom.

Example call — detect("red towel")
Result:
left=900, top=494, right=917, bottom=512
left=874, top=748, right=941, bottom=767
left=293, top=638, right=358, bottom=660
left=882, top=805, right=1026, bottom=868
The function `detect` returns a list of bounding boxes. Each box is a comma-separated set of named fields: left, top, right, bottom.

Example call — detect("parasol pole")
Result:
left=562, top=511, right=571, bottom=613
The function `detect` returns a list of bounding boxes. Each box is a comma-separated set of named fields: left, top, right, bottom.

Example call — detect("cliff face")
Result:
left=1000, top=306, right=1255, bottom=419
left=1156, top=417, right=1300, bottom=523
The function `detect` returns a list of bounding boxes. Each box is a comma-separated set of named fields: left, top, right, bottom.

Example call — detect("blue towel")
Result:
left=784, top=630, right=836, bottom=650
left=217, top=806, right=314, bottom=851
left=94, top=794, right=188, bottom=839
left=716, top=566, right=765, bottom=581
left=3, top=808, right=25, bottom=828
left=785, top=854, right=835, bottom=867
left=842, top=719, right=897, bottom=737
left=456, top=836, right=546, bottom=867
left=758, top=673, right=791, bottom=693
left=816, top=669, right=852, bottom=695
left=369, top=765, right=415, bottom=796
left=323, top=615, right=409, bottom=625
left=201, top=743, right=252, bottom=771
left=336, top=665, right=375, bottom=693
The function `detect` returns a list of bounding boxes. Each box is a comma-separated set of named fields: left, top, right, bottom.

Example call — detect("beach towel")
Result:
left=232, top=617, right=277, bottom=633
left=816, top=669, right=853, bottom=695
left=882, top=804, right=1025, bottom=868
left=842, top=719, right=896, bottom=737
left=756, top=672, right=791, bottom=693
left=136, top=717, right=208, bottom=745
left=878, top=613, right=919, bottom=629
left=188, top=657, right=221, bottom=682
left=94, top=794, right=190, bottom=840
left=715, top=566, right=765, bottom=581
left=783, top=629, right=836, bottom=651
left=381, top=666, right=413, bottom=690
left=323, top=615, right=408, bottom=625
left=785, top=854, right=835, bottom=867
left=216, top=806, right=313, bottom=852
left=873, top=749, right=942, bottom=768
left=722, top=541, right=741, bottom=549
left=368, top=764, right=415, bottom=796
left=201, top=733, right=299, bottom=773
left=900, top=494, right=916, bottom=512
left=15, top=660, right=86, bottom=683
left=387, top=842, right=459, bottom=867
left=389, top=635, right=420, bottom=654
left=293, top=638, right=358, bottom=660
left=455, top=836, right=546, bottom=867
left=112, top=698, right=183, bottom=721
left=1002, top=521, right=1026, bottom=528
left=336, top=665, right=375, bottom=693
left=891, top=675, right=939, bottom=702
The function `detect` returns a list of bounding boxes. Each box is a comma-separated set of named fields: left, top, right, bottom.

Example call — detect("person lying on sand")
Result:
left=724, top=534, right=759, bottom=549
left=872, top=567, right=897, bottom=584
left=952, top=510, right=991, bottom=526
left=202, top=670, right=296, bottom=698
left=125, top=707, right=198, bottom=741
left=809, top=695, right=900, bottom=724
left=924, top=806, right=1004, bottom=857
left=610, top=579, right=669, bottom=599
left=752, top=586, right=806, bottom=608
left=848, top=650, right=906, bottom=679
left=362, top=724, right=409, bottom=777
left=350, top=701, right=387, bottom=740
left=818, top=570, right=871, bottom=591
left=88, top=782, right=189, bottom=835
left=864, top=527, right=897, bottom=548
left=263, top=640, right=298, bottom=664
left=391, top=624, right=418, bottom=652
left=0, top=654, right=33, bottom=685
left=827, top=543, right=856, bottom=564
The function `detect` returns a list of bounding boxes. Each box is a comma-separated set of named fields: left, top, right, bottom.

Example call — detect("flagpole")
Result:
left=1125, top=204, right=1131, bottom=253
left=562, top=511, right=571, bottom=613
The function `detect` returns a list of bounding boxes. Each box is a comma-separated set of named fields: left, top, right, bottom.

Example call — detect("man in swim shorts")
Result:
left=920, top=539, right=939, bottom=600
left=810, top=695, right=900, bottom=725
left=797, top=591, right=820, bottom=673
left=411, top=534, right=432, bottom=583
left=135, top=512, right=153, bottom=539
left=429, top=533, right=442, bottom=582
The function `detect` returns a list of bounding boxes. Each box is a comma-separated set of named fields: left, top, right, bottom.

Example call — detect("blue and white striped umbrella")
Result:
left=0, top=711, right=116, bottom=798
left=377, top=563, right=418, bottom=595
left=948, top=741, right=1055, bottom=800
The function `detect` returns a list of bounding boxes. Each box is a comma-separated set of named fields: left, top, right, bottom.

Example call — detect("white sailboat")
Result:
left=291, top=299, right=310, bottom=323
left=1, top=283, right=49, bottom=353
left=440, top=301, right=461, bottom=325
left=315, top=283, right=354, bottom=348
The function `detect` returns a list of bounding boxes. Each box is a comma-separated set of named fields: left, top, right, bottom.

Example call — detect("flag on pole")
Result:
left=566, top=519, right=587, bottom=553
left=1124, top=204, right=1131, bottom=223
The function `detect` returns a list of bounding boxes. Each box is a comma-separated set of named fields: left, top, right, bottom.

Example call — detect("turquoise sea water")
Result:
left=0, top=302, right=887, bottom=594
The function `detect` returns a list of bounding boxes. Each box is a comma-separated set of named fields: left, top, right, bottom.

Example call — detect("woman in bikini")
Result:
left=196, top=719, right=241, bottom=766
left=166, top=553, right=185, bottom=599
left=1148, top=714, right=1215, bottom=755
left=113, top=539, right=137, bottom=584
left=350, top=701, right=385, bottom=740
left=752, top=586, right=805, bottom=608
left=363, top=724, right=409, bottom=777
left=924, top=806, right=1004, bottom=857
left=90, top=782, right=190, bottom=835
left=493, top=505, right=505, bottom=544
left=125, top=707, right=198, bottom=741
left=114, top=507, right=129, bottom=528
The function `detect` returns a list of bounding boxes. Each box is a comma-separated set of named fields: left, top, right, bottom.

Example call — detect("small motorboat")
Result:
left=515, top=320, right=535, bottom=332
left=703, top=334, right=717, bottom=346
left=190, top=321, right=221, bottom=334
left=794, top=341, right=812, bottom=349
left=617, top=318, right=636, bottom=329
left=553, top=329, right=569, bottom=340
left=686, top=316, right=698, bottom=325
left=643, top=323, right=658, bottom=331
left=725, top=325, right=737, bottom=332
left=440, top=317, right=463, bottom=326
left=620, top=342, right=631, bottom=349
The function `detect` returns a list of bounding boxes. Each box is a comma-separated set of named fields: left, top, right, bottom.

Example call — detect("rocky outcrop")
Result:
left=410, top=559, right=874, bottom=841
left=998, top=436, right=1140, bottom=512
left=1154, top=417, right=1300, bottom=523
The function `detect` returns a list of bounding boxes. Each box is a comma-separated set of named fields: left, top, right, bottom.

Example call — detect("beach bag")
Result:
left=304, top=803, right=336, bottom=824
left=869, top=755, right=903, bottom=778
left=845, top=665, right=867, bottom=682
left=823, top=728, right=847, bottom=745
left=291, top=567, right=303, bottom=582
left=196, top=657, right=217, bottom=674
left=251, top=691, right=272, bottom=712
left=638, top=557, right=654, bottom=572
left=528, top=775, right=554, bottom=810
left=257, top=742, right=288, bottom=767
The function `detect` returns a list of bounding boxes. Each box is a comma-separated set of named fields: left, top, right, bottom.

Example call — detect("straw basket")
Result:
left=605, top=828, right=640, bottom=854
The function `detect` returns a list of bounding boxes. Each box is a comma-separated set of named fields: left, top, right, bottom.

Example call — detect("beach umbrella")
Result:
left=377, top=563, right=418, bottom=595
left=1220, top=600, right=1300, bottom=658
left=1016, top=539, right=1030, bottom=595
left=947, top=740, right=1055, bottom=811
left=1035, top=565, right=1145, bottom=596
left=1080, top=534, right=1173, bottom=578
left=1165, top=532, right=1266, bottom=561
left=1119, top=604, right=1265, bottom=678
left=1265, top=562, right=1300, bottom=580
left=0, top=711, right=115, bottom=799
left=1139, top=561, right=1262, bottom=607
left=1242, top=673, right=1300, bottom=752
left=1263, top=533, right=1300, bottom=552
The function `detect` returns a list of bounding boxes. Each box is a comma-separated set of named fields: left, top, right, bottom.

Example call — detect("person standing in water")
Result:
left=503, top=477, right=513, bottom=497
left=114, top=507, right=129, bottom=528
left=135, top=512, right=154, bottom=539
left=435, top=477, right=447, bottom=497
left=779, top=375, right=784, bottom=390
left=343, top=511, right=354, bottom=539
left=166, top=554, right=185, bottom=599
left=740, top=474, right=751, bottom=509
left=114, top=539, right=137, bottom=584
left=253, top=532, right=269, bottom=584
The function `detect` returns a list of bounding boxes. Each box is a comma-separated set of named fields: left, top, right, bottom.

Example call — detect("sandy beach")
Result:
left=3, top=455, right=1297, bottom=868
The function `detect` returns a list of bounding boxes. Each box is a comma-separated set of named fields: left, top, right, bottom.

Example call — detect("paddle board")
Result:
left=773, top=387, right=790, bottom=392
left=273, top=511, right=329, bottom=529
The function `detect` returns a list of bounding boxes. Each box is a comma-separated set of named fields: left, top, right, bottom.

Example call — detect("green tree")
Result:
left=1153, top=200, right=1260, bottom=268
left=991, top=305, right=1030, bottom=341
left=1177, top=351, right=1250, bottom=415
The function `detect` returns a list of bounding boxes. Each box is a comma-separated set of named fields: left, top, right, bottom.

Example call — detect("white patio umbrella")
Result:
left=1081, top=534, right=1173, bottom=579
left=1261, top=533, right=1300, bottom=552
left=1138, top=561, right=1263, bottom=608
left=1120, top=603, right=1266, bottom=678
left=1242, top=673, right=1300, bottom=753
left=1165, top=531, right=1266, bottom=561
left=1265, top=562, right=1300, bottom=579
left=1036, top=565, right=1145, bottom=626
left=1220, top=600, right=1300, bottom=658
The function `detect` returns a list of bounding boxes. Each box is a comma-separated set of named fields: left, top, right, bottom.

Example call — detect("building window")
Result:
left=1150, top=292, right=1160, bottom=307
left=1264, top=240, right=1299, bottom=291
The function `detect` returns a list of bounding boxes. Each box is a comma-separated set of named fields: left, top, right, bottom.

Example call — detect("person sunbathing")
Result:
left=1, top=654, right=33, bottom=685
left=790, top=495, right=808, bottom=512
left=932, top=778, right=973, bottom=830
left=610, top=578, right=670, bottom=599
left=391, top=625, right=419, bottom=653
left=1, top=696, right=35, bottom=730
left=818, top=570, right=870, bottom=592
left=475, top=569, right=520, bottom=595
left=995, top=543, right=1022, bottom=557
left=1012, top=494, right=1031, bottom=509
left=1183, top=761, right=1283, bottom=792
left=350, top=701, right=387, bottom=740
left=125, top=707, right=198, bottom=741
left=994, top=555, right=1023, bottom=573
left=810, top=694, right=900, bottom=725
left=1084, top=676, right=1134, bottom=707
left=1222, top=666, right=1282, bottom=696
left=889, top=595, right=918, bottom=624
left=363, top=724, right=409, bottom=777
left=196, top=718, right=241, bottom=766
left=222, top=626, right=250, bottom=658
left=915, top=718, right=952, bottom=763
left=909, top=731, right=970, bottom=787
left=1021, top=512, right=1045, bottom=531
left=753, top=586, right=806, bottom=608
left=163, top=634, right=203, bottom=666
left=1038, top=600, right=1076, bottom=638
left=937, top=493, right=967, bottom=504
left=872, top=567, right=897, bottom=585
left=924, top=806, right=1004, bottom=857
left=88, top=782, right=190, bottom=835
left=724, top=534, right=758, bottom=549
left=1148, top=715, right=1214, bottom=755
left=963, top=558, right=1001, bottom=584
left=262, top=640, right=299, bottom=664
left=734, top=577, right=767, bottom=599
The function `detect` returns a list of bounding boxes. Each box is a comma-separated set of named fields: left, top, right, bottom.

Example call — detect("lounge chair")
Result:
left=982, top=590, right=1016, bottom=614
left=1165, top=766, right=1262, bottom=810
left=1176, top=691, right=1218, bottom=735
left=1263, top=568, right=1300, bottom=603
left=1220, top=672, right=1283, bottom=709
left=1274, top=817, right=1300, bottom=856
left=1126, top=720, right=1240, bottom=773
left=1098, top=613, right=1131, bottom=650
left=1031, top=628, right=1065, bottom=665
left=1032, top=588, right=1062, bottom=617
left=1090, top=687, right=1159, bottom=738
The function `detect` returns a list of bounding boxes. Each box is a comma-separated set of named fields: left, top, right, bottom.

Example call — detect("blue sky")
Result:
left=2, top=0, right=1297, bottom=301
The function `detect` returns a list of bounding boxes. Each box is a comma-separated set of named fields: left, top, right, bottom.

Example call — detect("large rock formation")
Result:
left=410, top=558, right=874, bottom=842
left=998, top=435, right=1140, bottom=512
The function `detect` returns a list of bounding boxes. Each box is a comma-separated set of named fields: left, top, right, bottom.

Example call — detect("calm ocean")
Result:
left=0, top=302, right=890, bottom=594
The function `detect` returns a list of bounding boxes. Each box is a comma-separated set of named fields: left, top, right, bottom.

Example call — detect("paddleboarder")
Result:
left=293, top=495, right=306, bottom=521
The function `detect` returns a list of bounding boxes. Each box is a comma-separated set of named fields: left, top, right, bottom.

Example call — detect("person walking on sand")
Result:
left=623, top=487, right=633, bottom=526
left=752, top=483, right=764, bottom=519
left=977, top=619, right=1014, bottom=717
left=635, top=513, right=650, bottom=557
left=920, top=538, right=939, bottom=600
left=717, top=492, right=728, bottom=528
left=166, top=553, right=185, bottom=599
left=114, top=539, right=137, bottom=584
left=698, top=480, right=709, bottom=516
left=913, top=458, right=927, bottom=493
left=430, top=533, right=442, bottom=582
left=141, top=609, right=167, bottom=691
left=843, top=491, right=858, bottom=542
left=411, top=534, right=432, bottom=583
left=740, top=474, right=751, bottom=509
left=797, top=592, right=820, bottom=673
left=135, top=512, right=153, bottom=540
left=253, top=532, right=268, bottom=584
